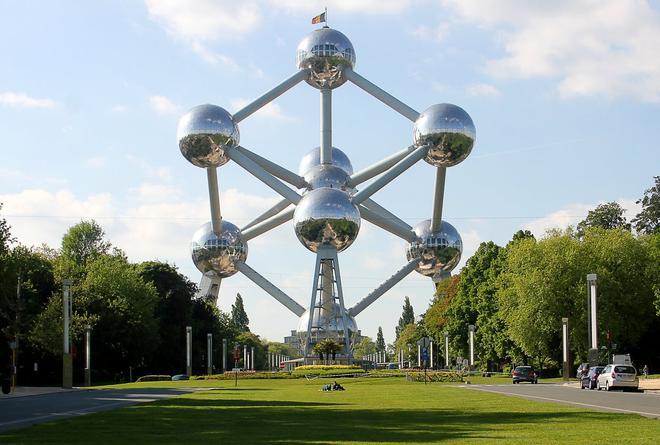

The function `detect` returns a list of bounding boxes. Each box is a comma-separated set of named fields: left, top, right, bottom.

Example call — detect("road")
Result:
left=0, top=387, right=201, bottom=432
left=461, top=383, right=660, bottom=418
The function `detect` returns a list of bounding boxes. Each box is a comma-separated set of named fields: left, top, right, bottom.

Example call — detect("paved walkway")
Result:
left=0, top=387, right=204, bottom=432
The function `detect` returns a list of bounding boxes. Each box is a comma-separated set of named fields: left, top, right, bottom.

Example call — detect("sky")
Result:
left=1, top=0, right=659, bottom=347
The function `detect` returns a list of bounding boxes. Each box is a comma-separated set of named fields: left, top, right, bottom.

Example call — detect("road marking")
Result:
left=463, top=385, right=660, bottom=418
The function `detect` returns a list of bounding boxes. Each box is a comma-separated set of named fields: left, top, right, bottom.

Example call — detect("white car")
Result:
left=596, top=364, right=639, bottom=391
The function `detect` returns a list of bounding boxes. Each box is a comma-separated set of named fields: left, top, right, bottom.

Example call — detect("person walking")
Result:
left=643, top=364, right=649, bottom=379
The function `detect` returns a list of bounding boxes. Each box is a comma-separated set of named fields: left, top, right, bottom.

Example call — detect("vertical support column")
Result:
left=444, top=332, right=449, bottom=369
left=468, top=325, right=475, bottom=370
left=84, top=325, right=91, bottom=387
left=329, top=248, right=352, bottom=363
left=207, top=333, right=213, bottom=375
left=186, top=326, right=192, bottom=376
left=62, top=279, right=73, bottom=389
left=430, top=167, right=446, bottom=232
left=305, top=253, right=323, bottom=359
left=250, top=346, right=255, bottom=371
left=587, top=274, right=598, bottom=365
left=207, top=167, right=222, bottom=235
left=222, top=338, right=227, bottom=372
left=562, top=317, right=570, bottom=380
left=320, top=88, right=332, bottom=164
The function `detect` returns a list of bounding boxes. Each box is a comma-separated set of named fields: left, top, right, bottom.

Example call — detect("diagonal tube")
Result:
left=430, top=167, right=447, bottom=233
left=226, top=147, right=301, bottom=204
left=359, top=205, right=417, bottom=243
left=236, top=262, right=305, bottom=317
left=235, top=146, right=307, bottom=189
left=344, top=68, right=419, bottom=122
left=349, top=145, right=417, bottom=187
left=349, top=259, right=419, bottom=317
left=242, top=198, right=291, bottom=231
left=351, top=144, right=427, bottom=205
left=242, top=208, right=294, bottom=241
left=233, top=70, right=308, bottom=123
left=362, top=198, right=413, bottom=232
left=207, top=167, right=222, bottom=235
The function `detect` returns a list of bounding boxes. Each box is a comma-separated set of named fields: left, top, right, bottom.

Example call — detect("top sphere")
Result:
left=177, top=104, right=239, bottom=168
left=298, top=146, right=354, bottom=177
left=296, top=27, right=355, bottom=89
left=413, top=104, right=476, bottom=167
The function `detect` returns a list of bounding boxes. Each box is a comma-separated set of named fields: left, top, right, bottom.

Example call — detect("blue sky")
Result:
left=1, top=0, right=659, bottom=346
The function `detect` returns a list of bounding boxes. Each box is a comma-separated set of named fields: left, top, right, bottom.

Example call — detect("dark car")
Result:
left=581, top=366, right=604, bottom=390
left=576, top=363, right=590, bottom=379
left=512, top=366, right=538, bottom=384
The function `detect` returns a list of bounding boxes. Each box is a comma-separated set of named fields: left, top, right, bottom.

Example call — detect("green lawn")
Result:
left=1, top=378, right=658, bottom=444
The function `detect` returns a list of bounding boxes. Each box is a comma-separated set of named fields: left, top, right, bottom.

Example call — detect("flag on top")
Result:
left=311, top=11, right=326, bottom=24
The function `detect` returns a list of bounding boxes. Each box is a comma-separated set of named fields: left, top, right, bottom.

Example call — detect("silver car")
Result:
left=596, top=364, right=639, bottom=391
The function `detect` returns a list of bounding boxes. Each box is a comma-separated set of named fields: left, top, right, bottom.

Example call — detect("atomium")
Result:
left=177, top=25, right=477, bottom=364
left=413, top=103, right=476, bottom=167
left=293, top=187, right=360, bottom=252
left=296, top=27, right=355, bottom=89
left=191, top=221, right=247, bottom=278
left=406, top=219, right=463, bottom=277
left=178, top=104, right=239, bottom=168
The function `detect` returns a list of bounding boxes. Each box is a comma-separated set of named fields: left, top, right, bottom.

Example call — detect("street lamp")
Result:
left=468, top=325, right=475, bottom=370
left=84, top=325, right=91, bottom=386
left=561, top=317, right=569, bottom=380
left=186, top=326, right=192, bottom=376
left=586, top=274, right=598, bottom=366
left=444, top=331, right=449, bottom=369
left=62, top=279, right=73, bottom=389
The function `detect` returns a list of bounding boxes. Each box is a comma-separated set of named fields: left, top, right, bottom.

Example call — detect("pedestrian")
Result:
left=643, top=364, right=649, bottom=379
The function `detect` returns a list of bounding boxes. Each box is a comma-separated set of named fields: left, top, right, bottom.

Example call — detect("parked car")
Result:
left=581, top=366, right=605, bottom=390
left=576, top=363, right=590, bottom=379
left=597, top=364, right=639, bottom=391
left=171, top=374, right=190, bottom=381
left=512, top=366, right=538, bottom=384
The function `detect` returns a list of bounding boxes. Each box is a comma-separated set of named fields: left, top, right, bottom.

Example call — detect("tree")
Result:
left=312, top=338, right=342, bottom=362
left=58, top=220, right=112, bottom=279
left=395, top=296, right=415, bottom=339
left=577, top=202, right=630, bottom=237
left=394, top=323, right=422, bottom=365
left=0, top=203, right=15, bottom=256
left=376, top=327, right=386, bottom=352
left=632, top=176, right=660, bottom=235
left=231, top=293, right=250, bottom=332
left=353, top=336, right=376, bottom=358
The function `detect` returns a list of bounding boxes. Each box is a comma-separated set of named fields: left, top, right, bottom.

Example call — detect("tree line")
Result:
left=393, top=176, right=660, bottom=374
left=0, top=216, right=295, bottom=384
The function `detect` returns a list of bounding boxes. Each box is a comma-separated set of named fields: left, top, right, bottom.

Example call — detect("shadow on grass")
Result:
left=4, top=396, right=625, bottom=444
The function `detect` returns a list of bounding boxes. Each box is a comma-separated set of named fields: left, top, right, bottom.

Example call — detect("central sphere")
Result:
left=298, top=146, right=354, bottom=177
left=413, top=103, right=476, bottom=167
left=296, top=27, right=356, bottom=89
left=177, top=104, right=239, bottom=168
left=406, top=219, right=462, bottom=277
left=191, top=221, right=247, bottom=278
left=293, top=188, right=361, bottom=252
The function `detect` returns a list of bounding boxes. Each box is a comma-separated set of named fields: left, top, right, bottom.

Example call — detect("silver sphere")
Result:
left=293, top=188, right=361, bottom=252
left=297, top=304, right=358, bottom=336
left=296, top=27, right=356, bottom=89
left=304, top=164, right=351, bottom=193
left=413, top=103, right=476, bottom=167
left=406, top=219, right=462, bottom=277
left=298, top=146, right=353, bottom=176
left=191, top=220, right=247, bottom=278
left=177, top=104, right=239, bottom=168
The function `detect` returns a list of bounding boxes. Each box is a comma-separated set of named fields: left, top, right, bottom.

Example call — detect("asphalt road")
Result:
left=461, top=383, right=660, bottom=418
left=0, top=387, right=200, bottom=432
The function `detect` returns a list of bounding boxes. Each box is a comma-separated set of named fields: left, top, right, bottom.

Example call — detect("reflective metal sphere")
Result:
left=191, top=221, right=247, bottom=278
left=406, top=219, right=462, bottom=277
left=296, top=304, right=358, bottom=336
left=177, top=104, right=239, bottom=168
left=413, top=104, right=476, bottom=167
left=293, top=188, right=361, bottom=252
left=304, top=164, right=351, bottom=193
left=296, top=27, right=356, bottom=89
left=298, top=146, right=353, bottom=176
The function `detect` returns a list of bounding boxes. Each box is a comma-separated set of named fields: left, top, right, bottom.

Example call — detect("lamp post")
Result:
left=62, top=279, right=73, bottom=389
left=207, top=333, right=213, bottom=375
left=468, top=325, right=475, bottom=371
left=444, top=331, right=449, bottom=369
left=186, top=326, right=192, bottom=376
left=587, top=274, right=598, bottom=366
left=562, top=317, right=569, bottom=380
left=84, top=325, right=91, bottom=386
left=222, top=338, right=227, bottom=372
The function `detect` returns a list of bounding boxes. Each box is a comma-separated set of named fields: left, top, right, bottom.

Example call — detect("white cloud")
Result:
left=230, top=98, right=297, bottom=121
left=191, top=41, right=240, bottom=69
left=0, top=91, right=56, bottom=108
left=85, top=156, right=107, bottom=169
left=124, top=155, right=173, bottom=180
left=466, top=83, right=500, bottom=97
left=149, top=95, right=177, bottom=114
left=411, top=23, right=450, bottom=42
left=524, top=199, right=643, bottom=238
left=145, top=0, right=261, bottom=41
left=443, top=0, right=660, bottom=101
left=272, top=0, right=413, bottom=14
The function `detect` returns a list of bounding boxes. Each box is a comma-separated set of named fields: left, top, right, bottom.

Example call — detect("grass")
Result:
left=1, top=378, right=659, bottom=444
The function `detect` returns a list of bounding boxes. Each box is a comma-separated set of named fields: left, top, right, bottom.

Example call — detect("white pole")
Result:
left=468, top=325, right=475, bottom=368
left=250, top=346, right=255, bottom=370
left=417, top=344, right=421, bottom=367
left=186, top=326, right=192, bottom=376
left=207, top=333, right=213, bottom=375
left=430, top=341, right=434, bottom=369
left=444, top=332, right=449, bottom=368
left=244, top=345, right=248, bottom=369
left=590, top=283, right=598, bottom=350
